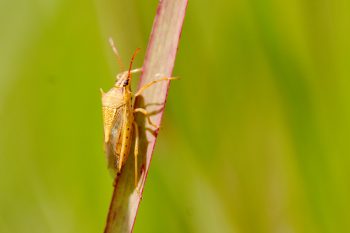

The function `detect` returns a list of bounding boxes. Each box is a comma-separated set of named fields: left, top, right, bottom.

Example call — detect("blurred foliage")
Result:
left=1, top=0, right=350, bottom=232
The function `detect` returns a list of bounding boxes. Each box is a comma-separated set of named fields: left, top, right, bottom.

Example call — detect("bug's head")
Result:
left=115, top=72, right=129, bottom=87
left=114, top=48, right=140, bottom=89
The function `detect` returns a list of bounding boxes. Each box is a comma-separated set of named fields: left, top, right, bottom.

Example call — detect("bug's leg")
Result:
left=130, top=68, right=143, bottom=74
left=133, top=122, right=140, bottom=190
left=118, top=107, right=128, bottom=171
left=134, top=108, right=158, bottom=128
left=134, top=77, right=177, bottom=97
left=116, top=68, right=143, bottom=81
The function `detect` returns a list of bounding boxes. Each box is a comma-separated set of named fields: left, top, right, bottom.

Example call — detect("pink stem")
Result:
left=104, top=1, right=188, bottom=233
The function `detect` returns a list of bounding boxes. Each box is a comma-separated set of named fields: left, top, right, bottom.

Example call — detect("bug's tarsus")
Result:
left=109, top=37, right=125, bottom=71
left=153, top=127, right=160, bottom=137
left=145, top=127, right=159, bottom=137
left=130, top=68, right=143, bottom=75
left=116, top=68, right=143, bottom=81
left=134, top=108, right=158, bottom=128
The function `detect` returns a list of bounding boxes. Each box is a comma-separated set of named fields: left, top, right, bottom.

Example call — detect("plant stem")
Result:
left=104, top=1, right=188, bottom=232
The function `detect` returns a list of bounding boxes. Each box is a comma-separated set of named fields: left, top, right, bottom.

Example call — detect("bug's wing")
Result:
left=101, top=86, right=126, bottom=177
left=104, top=105, right=124, bottom=177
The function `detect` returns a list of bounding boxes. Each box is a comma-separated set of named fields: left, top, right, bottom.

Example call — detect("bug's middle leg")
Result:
left=116, top=68, right=143, bottom=80
left=134, top=108, right=158, bottom=128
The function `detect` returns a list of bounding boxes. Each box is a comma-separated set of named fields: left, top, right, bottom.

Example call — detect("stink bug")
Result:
left=101, top=38, right=175, bottom=188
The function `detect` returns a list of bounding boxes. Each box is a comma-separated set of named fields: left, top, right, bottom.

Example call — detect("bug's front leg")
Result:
left=116, top=68, right=143, bottom=80
left=134, top=77, right=177, bottom=97
left=134, top=108, right=158, bottom=128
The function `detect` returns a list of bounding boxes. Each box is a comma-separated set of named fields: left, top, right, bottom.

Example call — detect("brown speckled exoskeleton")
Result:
left=101, top=39, right=175, bottom=188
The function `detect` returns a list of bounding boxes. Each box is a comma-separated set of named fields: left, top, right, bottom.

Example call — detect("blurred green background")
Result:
left=1, top=0, right=350, bottom=232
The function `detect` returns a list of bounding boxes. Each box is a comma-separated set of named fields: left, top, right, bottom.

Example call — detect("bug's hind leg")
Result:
left=133, top=122, right=142, bottom=197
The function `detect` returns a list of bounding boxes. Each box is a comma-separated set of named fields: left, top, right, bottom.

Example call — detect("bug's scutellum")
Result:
left=101, top=38, right=176, bottom=189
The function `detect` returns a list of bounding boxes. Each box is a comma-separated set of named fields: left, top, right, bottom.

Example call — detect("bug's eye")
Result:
left=123, top=79, right=129, bottom=86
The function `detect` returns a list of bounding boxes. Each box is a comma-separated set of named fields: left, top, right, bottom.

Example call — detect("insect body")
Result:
left=101, top=70, right=135, bottom=175
left=101, top=40, right=175, bottom=188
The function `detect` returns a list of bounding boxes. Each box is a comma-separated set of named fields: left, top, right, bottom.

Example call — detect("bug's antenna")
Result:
left=127, top=48, right=141, bottom=82
left=109, top=37, right=125, bottom=71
